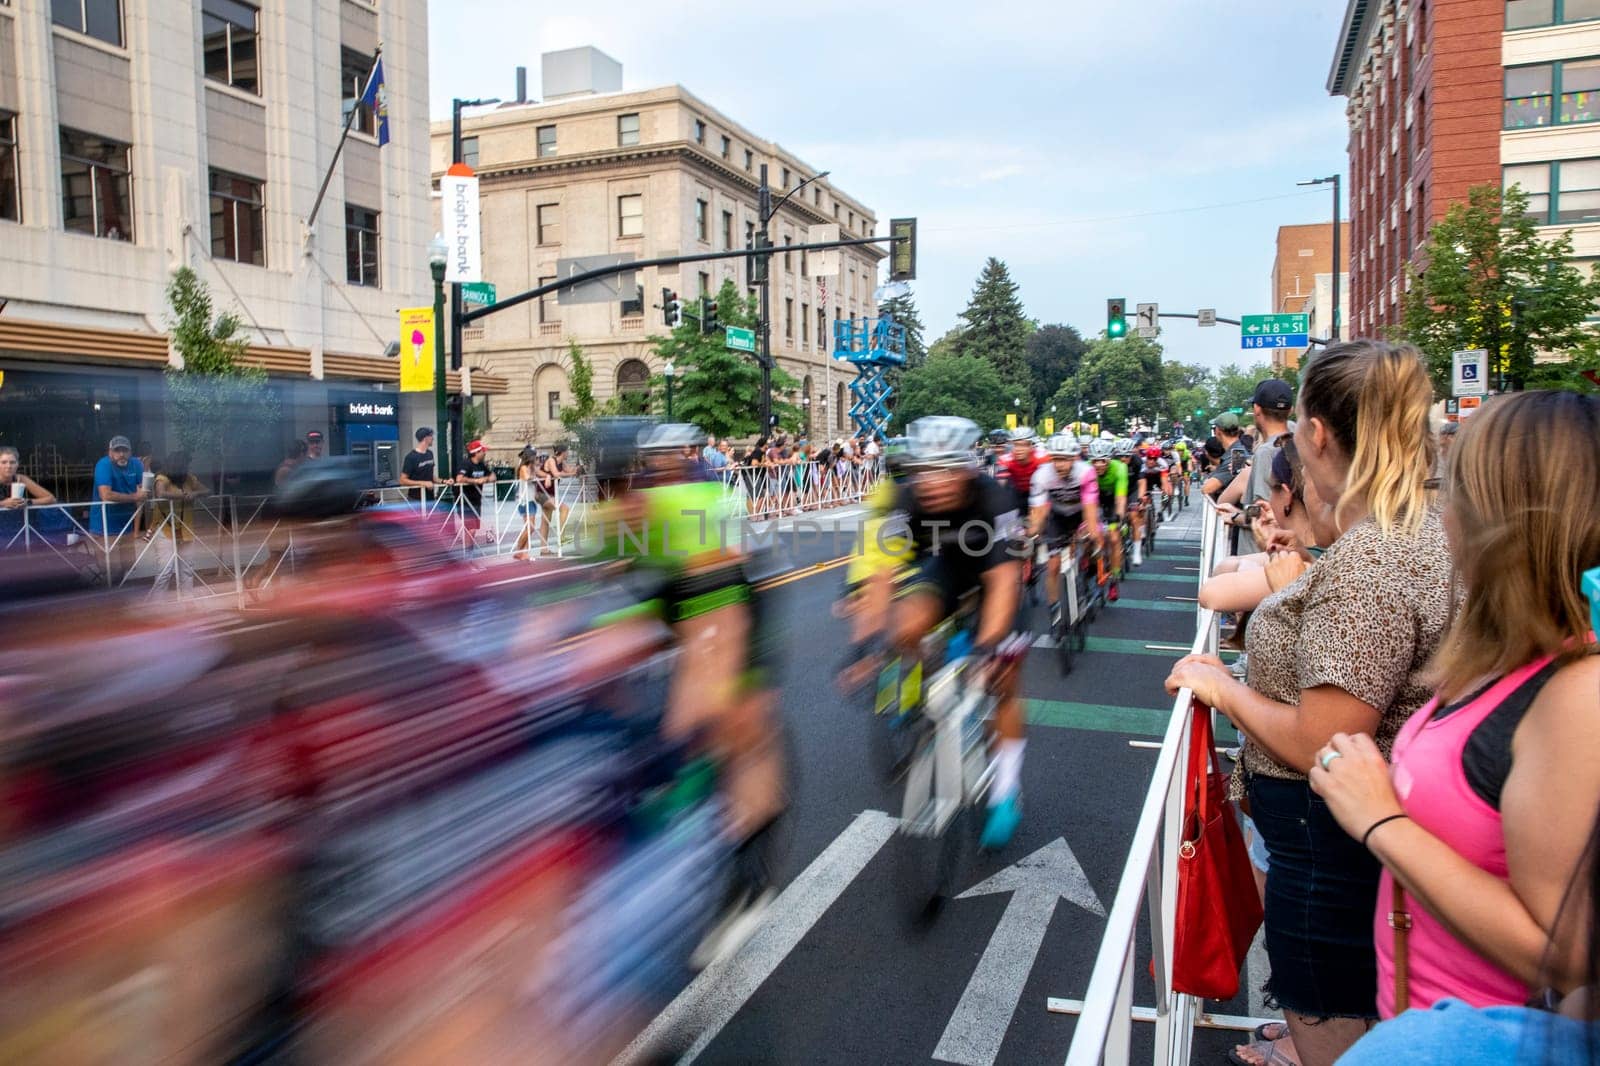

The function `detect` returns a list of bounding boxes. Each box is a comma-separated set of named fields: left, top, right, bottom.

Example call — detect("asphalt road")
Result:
left=627, top=498, right=1263, bottom=1066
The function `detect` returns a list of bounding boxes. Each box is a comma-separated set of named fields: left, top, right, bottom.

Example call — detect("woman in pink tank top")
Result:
left=1310, top=390, right=1600, bottom=1021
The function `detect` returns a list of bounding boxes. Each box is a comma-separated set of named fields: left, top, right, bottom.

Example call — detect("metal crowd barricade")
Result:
left=716, top=458, right=881, bottom=523
left=1057, top=498, right=1268, bottom=1066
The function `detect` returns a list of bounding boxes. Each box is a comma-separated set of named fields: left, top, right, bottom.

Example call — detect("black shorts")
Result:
left=1044, top=512, right=1082, bottom=549
left=895, top=551, right=986, bottom=620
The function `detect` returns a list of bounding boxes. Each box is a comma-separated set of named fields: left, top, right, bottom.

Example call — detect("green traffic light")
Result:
left=1108, top=318, right=1127, bottom=338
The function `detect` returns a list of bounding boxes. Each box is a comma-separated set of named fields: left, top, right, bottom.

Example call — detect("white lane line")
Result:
left=616, top=809, right=898, bottom=1066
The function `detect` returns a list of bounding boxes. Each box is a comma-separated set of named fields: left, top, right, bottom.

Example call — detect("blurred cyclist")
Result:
left=1027, top=435, right=1103, bottom=626
left=891, top=416, right=1027, bottom=849
left=994, top=426, right=1048, bottom=520
left=1089, top=439, right=1127, bottom=599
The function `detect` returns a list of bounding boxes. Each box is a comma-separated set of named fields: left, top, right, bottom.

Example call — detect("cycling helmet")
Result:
left=1112, top=439, right=1134, bottom=458
left=906, top=416, right=982, bottom=468
left=1077, top=434, right=1094, bottom=447
left=1045, top=434, right=1083, bottom=458
left=1008, top=426, right=1037, bottom=444
left=589, top=416, right=657, bottom=480
left=638, top=421, right=707, bottom=451
left=986, top=429, right=1010, bottom=446
left=1088, top=439, right=1114, bottom=461
left=273, top=456, right=374, bottom=518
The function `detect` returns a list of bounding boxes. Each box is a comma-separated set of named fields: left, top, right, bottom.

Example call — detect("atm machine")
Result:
left=333, top=395, right=401, bottom=486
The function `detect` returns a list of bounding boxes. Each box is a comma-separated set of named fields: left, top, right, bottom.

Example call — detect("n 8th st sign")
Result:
left=1240, top=313, right=1309, bottom=350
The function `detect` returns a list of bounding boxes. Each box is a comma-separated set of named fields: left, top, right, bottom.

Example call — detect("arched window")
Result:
left=616, top=358, right=651, bottom=394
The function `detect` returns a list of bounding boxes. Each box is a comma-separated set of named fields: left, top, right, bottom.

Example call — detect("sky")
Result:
left=429, top=0, right=1351, bottom=372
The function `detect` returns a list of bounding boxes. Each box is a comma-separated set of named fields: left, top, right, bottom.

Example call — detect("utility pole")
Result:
left=757, top=164, right=774, bottom=434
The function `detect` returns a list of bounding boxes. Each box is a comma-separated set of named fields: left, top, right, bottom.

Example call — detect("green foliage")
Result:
left=896, top=354, right=1011, bottom=432
left=558, top=340, right=599, bottom=432
left=1398, top=183, right=1600, bottom=393
left=953, top=258, right=1034, bottom=395
left=1052, top=334, right=1168, bottom=432
left=1209, top=362, right=1274, bottom=417
left=646, top=279, right=799, bottom=438
left=463, top=398, right=490, bottom=441
left=878, top=291, right=928, bottom=368
left=1025, top=324, right=1088, bottom=412
left=926, top=327, right=964, bottom=361
left=1163, top=361, right=1213, bottom=394
left=163, top=267, right=278, bottom=482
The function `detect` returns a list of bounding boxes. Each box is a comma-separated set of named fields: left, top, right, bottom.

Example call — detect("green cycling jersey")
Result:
left=1097, top=459, right=1129, bottom=504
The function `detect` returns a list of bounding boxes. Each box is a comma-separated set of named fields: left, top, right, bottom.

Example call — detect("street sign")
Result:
left=460, top=281, right=496, bottom=308
left=1452, top=348, right=1488, bottom=397
left=441, top=166, right=481, bottom=284
left=1445, top=398, right=1460, bottom=415
left=1136, top=302, right=1158, bottom=338
left=1242, top=333, right=1309, bottom=350
left=1460, top=395, right=1483, bottom=417
left=1239, top=314, right=1309, bottom=347
left=554, top=254, right=638, bottom=305
left=807, top=224, right=841, bottom=277
left=1197, top=308, right=1217, bottom=327
left=724, top=325, right=756, bottom=353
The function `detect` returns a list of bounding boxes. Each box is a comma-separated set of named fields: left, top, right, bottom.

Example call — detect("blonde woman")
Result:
left=1312, top=391, right=1600, bottom=1019
left=1167, top=341, right=1452, bottom=1066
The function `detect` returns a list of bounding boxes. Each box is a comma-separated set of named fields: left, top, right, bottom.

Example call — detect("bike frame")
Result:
left=900, top=657, right=993, bottom=839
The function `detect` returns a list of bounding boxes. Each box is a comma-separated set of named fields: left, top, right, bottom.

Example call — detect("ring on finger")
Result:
left=1318, top=750, right=1342, bottom=772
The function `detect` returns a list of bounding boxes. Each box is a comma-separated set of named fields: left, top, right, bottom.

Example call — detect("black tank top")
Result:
left=1430, top=660, right=1563, bottom=810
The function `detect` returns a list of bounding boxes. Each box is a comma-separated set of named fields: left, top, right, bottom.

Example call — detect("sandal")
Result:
left=1252, top=1023, right=1288, bottom=1043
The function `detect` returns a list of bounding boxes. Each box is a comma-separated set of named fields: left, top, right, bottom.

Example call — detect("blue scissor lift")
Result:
left=832, top=316, right=906, bottom=439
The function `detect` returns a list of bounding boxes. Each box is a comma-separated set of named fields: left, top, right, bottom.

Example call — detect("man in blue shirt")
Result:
left=90, top=435, right=147, bottom=537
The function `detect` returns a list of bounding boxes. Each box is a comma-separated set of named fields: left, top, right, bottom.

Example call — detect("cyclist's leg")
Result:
left=983, top=647, right=1026, bottom=848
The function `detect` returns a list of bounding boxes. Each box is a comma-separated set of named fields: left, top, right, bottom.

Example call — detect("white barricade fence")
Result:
left=1057, top=497, right=1265, bottom=1066
left=718, top=458, right=881, bottom=521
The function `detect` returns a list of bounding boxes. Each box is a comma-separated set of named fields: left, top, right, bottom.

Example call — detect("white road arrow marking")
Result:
left=933, top=839, right=1105, bottom=1066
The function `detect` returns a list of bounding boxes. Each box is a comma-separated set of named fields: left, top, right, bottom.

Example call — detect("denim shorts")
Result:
left=1249, top=775, right=1381, bottom=1020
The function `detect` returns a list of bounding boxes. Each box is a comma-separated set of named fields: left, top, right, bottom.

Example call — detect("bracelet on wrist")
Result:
left=1362, top=812, right=1409, bottom=850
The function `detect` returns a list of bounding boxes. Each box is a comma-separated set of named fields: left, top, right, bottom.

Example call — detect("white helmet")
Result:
left=638, top=422, right=707, bottom=451
left=1088, top=439, right=1114, bottom=460
left=906, top=416, right=981, bottom=468
left=1046, top=434, right=1082, bottom=458
left=1008, top=426, right=1037, bottom=444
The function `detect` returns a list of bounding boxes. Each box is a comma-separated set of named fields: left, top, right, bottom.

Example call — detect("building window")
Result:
left=722, top=209, right=733, bottom=250
left=693, top=118, right=706, bottom=144
left=784, top=236, right=792, bottom=270
left=695, top=198, right=708, bottom=242
left=618, top=193, right=643, bottom=237
left=537, top=124, right=556, bottom=158
left=342, top=48, right=377, bottom=137
left=208, top=170, right=264, bottom=265
left=744, top=148, right=753, bottom=171
left=818, top=309, right=827, bottom=350
left=698, top=271, right=710, bottom=296
left=344, top=204, right=380, bottom=286
left=801, top=302, right=809, bottom=344
left=52, top=0, right=122, bottom=47
left=538, top=274, right=557, bottom=323
left=1505, top=58, right=1600, bottom=128
left=622, top=285, right=644, bottom=316
left=1507, top=0, right=1600, bottom=29
left=801, top=249, right=808, bottom=277
left=60, top=127, right=132, bottom=241
left=536, top=202, right=560, bottom=245
left=781, top=167, right=790, bottom=188
left=618, top=113, right=640, bottom=147
left=548, top=391, right=561, bottom=421
left=784, top=298, right=794, bottom=340
left=461, top=136, right=479, bottom=169
left=813, top=187, right=821, bottom=206
left=0, top=112, right=17, bottom=223
left=202, top=0, right=258, bottom=93
left=721, top=135, right=731, bottom=159
left=1505, top=158, right=1600, bottom=224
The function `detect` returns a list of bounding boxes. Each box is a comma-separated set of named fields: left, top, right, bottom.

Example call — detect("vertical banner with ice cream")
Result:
left=398, top=307, right=436, bottom=392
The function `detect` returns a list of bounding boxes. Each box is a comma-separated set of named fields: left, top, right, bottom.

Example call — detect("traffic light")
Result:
left=1194, top=408, right=1204, bottom=418
left=748, top=233, right=770, bottom=284
left=889, top=218, right=918, bottom=282
left=701, top=296, right=719, bottom=334
left=662, top=288, right=682, bottom=328
left=1107, top=298, right=1127, bottom=338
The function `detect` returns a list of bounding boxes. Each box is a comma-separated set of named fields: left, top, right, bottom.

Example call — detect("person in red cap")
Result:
left=456, top=439, right=496, bottom=544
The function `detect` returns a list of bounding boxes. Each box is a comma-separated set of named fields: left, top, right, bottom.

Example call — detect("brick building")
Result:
left=1328, top=0, right=1503, bottom=339
left=1268, top=221, right=1350, bottom=369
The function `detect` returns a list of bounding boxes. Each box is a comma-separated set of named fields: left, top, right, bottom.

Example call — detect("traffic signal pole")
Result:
left=758, top=165, right=774, bottom=434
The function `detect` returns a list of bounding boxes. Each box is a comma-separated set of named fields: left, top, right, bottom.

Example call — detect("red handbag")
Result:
left=1170, top=699, right=1263, bottom=1001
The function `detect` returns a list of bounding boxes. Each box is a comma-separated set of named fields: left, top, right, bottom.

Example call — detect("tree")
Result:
left=1052, top=334, right=1167, bottom=433
left=1025, top=324, right=1088, bottom=412
left=953, top=258, right=1033, bottom=394
left=1398, top=183, right=1600, bottom=394
left=878, top=290, right=928, bottom=369
left=1210, top=362, right=1274, bottom=415
left=895, top=353, right=1011, bottom=432
left=646, top=279, right=799, bottom=439
left=1163, top=361, right=1213, bottom=394
left=926, top=327, right=964, bottom=361
left=164, top=267, right=279, bottom=488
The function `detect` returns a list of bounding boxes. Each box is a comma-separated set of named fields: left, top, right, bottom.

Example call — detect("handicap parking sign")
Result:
left=1452, top=349, right=1488, bottom=397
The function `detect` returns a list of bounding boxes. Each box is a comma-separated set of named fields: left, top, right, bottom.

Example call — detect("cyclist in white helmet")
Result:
left=890, top=416, right=1029, bottom=849
left=1028, top=435, right=1103, bottom=628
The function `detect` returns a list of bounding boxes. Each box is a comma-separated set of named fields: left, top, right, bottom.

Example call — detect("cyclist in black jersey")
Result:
left=890, top=416, right=1028, bottom=849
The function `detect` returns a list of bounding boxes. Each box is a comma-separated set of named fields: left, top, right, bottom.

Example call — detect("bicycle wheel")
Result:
left=895, top=748, right=972, bottom=919
left=1054, top=594, right=1075, bottom=675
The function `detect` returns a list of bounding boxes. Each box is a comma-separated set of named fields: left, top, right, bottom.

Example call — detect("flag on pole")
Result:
left=361, top=57, right=390, bottom=147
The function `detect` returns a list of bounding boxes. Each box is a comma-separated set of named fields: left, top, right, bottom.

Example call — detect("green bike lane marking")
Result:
left=1121, top=572, right=1197, bottom=585
left=1026, top=697, right=1241, bottom=743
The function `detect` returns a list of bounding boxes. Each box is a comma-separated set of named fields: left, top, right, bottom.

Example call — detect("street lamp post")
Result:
left=757, top=166, right=831, bottom=433
left=802, top=393, right=811, bottom=436
left=1299, top=175, right=1342, bottom=343
left=664, top=360, right=675, bottom=421
left=429, top=234, right=449, bottom=472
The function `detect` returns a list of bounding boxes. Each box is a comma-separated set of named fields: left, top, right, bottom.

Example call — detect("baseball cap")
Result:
left=1251, top=379, right=1294, bottom=412
left=305, top=430, right=324, bottom=443
left=108, top=435, right=132, bottom=451
left=467, top=439, right=487, bottom=454
left=1212, top=412, right=1241, bottom=431
left=416, top=426, right=435, bottom=442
